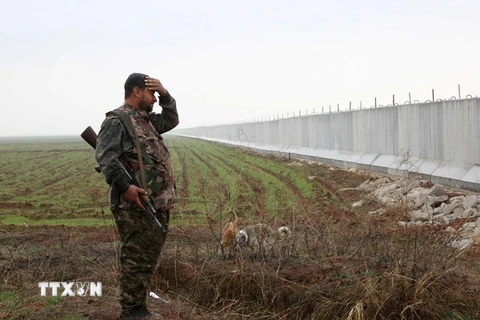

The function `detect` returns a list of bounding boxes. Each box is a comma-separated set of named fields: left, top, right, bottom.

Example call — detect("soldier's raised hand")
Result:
left=145, top=77, right=167, bottom=96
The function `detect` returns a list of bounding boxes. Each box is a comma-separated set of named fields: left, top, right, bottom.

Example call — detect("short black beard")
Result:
left=139, top=100, right=153, bottom=113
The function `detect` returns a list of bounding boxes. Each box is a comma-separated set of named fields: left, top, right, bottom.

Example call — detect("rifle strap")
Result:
left=110, top=109, right=149, bottom=192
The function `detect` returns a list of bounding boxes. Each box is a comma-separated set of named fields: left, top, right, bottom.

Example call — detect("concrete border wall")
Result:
left=174, top=98, right=480, bottom=191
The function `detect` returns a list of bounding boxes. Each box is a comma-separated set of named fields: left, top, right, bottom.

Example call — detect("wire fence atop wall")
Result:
left=239, top=84, right=478, bottom=125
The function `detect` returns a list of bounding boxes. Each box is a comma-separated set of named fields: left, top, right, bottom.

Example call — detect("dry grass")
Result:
left=1, top=207, right=480, bottom=319
left=1, top=138, right=480, bottom=319
left=150, top=204, right=480, bottom=320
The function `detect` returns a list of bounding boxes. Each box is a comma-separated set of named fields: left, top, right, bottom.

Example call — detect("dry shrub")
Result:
left=157, top=258, right=300, bottom=318
left=153, top=205, right=480, bottom=320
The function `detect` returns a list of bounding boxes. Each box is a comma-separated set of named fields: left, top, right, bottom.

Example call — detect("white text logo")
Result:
left=38, top=282, right=102, bottom=297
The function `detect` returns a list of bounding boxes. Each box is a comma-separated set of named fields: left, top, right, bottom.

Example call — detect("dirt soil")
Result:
left=1, top=163, right=480, bottom=320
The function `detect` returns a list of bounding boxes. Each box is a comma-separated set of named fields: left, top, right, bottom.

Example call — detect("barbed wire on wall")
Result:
left=239, top=84, right=478, bottom=124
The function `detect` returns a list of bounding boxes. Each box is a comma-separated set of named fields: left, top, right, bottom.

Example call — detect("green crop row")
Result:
left=0, top=136, right=334, bottom=227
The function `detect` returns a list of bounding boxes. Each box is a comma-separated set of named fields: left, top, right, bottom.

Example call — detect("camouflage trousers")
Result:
left=112, top=207, right=169, bottom=313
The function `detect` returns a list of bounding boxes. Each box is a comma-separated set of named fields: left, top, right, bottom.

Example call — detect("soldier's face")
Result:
left=139, top=88, right=157, bottom=113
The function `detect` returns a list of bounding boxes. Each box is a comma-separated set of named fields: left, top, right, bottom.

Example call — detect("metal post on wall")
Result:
left=432, top=89, right=435, bottom=101
left=349, top=101, right=352, bottom=111
left=337, top=103, right=339, bottom=112
left=409, top=92, right=411, bottom=104
left=393, top=94, right=395, bottom=105
left=322, top=106, right=324, bottom=113
left=329, top=105, right=331, bottom=113
left=458, top=84, right=461, bottom=99
left=375, top=97, right=377, bottom=108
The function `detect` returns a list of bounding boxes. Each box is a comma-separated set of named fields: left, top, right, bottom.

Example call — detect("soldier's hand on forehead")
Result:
left=145, top=77, right=167, bottom=96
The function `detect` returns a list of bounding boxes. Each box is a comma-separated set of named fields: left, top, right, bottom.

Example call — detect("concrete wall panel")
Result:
left=174, top=98, right=480, bottom=190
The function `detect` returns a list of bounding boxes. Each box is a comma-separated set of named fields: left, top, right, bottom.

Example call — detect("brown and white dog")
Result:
left=235, top=223, right=290, bottom=255
left=220, top=211, right=240, bottom=255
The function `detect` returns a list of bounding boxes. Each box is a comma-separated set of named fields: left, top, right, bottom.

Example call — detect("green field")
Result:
left=0, top=137, right=109, bottom=225
left=0, top=135, right=336, bottom=227
left=1, top=136, right=480, bottom=320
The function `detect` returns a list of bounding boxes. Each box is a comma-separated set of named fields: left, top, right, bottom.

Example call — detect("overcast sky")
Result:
left=1, top=0, right=479, bottom=137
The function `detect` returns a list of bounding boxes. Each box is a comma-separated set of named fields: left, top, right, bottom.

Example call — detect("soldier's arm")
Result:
left=95, top=117, right=131, bottom=194
left=149, top=91, right=179, bottom=134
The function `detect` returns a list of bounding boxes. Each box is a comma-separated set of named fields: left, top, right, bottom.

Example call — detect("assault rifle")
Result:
left=80, top=126, right=165, bottom=232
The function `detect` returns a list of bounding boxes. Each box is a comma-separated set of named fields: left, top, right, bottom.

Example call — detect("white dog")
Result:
left=235, top=224, right=290, bottom=255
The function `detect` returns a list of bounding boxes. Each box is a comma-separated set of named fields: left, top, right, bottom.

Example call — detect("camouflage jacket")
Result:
left=95, top=92, right=179, bottom=211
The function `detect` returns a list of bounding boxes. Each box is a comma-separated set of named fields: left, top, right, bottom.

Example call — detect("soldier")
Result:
left=95, top=73, right=179, bottom=319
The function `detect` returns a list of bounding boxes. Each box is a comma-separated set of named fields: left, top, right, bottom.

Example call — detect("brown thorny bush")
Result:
left=152, top=202, right=480, bottom=320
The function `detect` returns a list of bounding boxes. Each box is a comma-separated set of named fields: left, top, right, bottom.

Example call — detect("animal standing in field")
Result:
left=220, top=211, right=240, bottom=256
left=235, top=223, right=290, bottom=257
